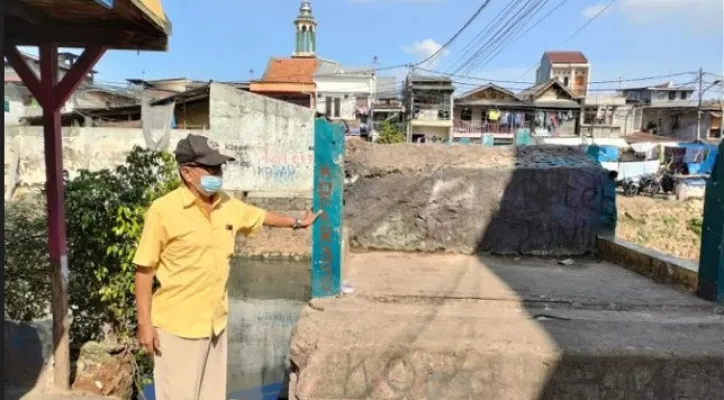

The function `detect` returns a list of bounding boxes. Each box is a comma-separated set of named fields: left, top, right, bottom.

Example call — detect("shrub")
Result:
left=4, top=146, right=178, bottom=344
left=4, top=197, right=51, bottom=322
left=375, top=120, right=406, bottom=144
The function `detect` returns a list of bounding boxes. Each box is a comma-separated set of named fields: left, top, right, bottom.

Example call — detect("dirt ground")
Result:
left=616, top=195, right=704, bottom=261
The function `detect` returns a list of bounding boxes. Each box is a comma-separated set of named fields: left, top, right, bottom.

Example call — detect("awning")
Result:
left=6, top=0, right=172, bottom=50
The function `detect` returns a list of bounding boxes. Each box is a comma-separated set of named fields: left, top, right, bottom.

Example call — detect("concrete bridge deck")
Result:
left=289, top=252, right=724, bottom=400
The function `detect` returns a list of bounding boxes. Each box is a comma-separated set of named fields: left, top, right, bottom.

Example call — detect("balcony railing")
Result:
left=453, top=120, right=528, bottom=135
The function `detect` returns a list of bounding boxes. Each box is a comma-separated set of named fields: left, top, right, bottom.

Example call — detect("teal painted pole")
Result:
left=311, top=118, right=344, bottom=298
left=698, top=141, right=724, bottom=304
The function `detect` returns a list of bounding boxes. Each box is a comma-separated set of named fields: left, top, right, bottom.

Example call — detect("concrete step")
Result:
left=288, top=253, right=724, bottom=400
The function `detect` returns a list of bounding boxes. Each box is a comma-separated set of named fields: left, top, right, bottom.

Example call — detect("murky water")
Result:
left=142, top=259, right=310, bottom=400
left=226, top=259, right=310, bottom=400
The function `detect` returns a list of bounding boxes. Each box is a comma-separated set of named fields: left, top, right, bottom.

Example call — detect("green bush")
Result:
left=4, top=146, right=178, bottom=345
left=65, top=146, right=179, bottom=344
left=375, top=120, right=406, bottom=144
left=4, top=197, right=51, bottom=322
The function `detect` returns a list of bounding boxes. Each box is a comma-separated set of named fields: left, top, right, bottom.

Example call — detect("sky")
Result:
left=27, top=0, right=724, bottom=95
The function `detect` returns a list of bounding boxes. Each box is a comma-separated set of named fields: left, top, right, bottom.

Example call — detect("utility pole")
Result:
left=406, top=65, right=414, bottom=143
left=696, top=67, right=703, bottom=143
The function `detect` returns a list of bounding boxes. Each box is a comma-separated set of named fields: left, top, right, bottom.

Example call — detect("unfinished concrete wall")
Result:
left=209, top=82, right=315, bottom=196
left=345, top=141, right=616, bottom=255
left=4, top=84, right=316, bottom=198
left=3, top=126, right=202, bottom=195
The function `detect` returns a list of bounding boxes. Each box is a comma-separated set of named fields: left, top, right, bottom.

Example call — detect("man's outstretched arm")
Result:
left=263, top=208, right=323, bottom=229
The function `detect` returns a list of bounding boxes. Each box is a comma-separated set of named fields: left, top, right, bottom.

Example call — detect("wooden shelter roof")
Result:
left=5, top=0, right=171, bottom=50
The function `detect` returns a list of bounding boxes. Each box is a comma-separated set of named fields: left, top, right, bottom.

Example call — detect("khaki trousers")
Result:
left=153, top=328, right=227, bottom=400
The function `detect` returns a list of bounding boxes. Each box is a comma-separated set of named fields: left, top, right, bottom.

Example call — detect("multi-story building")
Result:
left=535, top=51, right=590, bottom=97
left=618, top=82, right=695, bottom=106
left=314, top=61, right=375, bottom=121
left=403, top=75, right=455, bottom=142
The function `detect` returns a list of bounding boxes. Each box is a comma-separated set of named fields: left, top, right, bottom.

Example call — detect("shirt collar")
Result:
left=180, top=184, right=222, bottom=209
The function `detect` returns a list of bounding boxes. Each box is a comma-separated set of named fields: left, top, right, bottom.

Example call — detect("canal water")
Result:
left=142, top=258, right=310, bottom=400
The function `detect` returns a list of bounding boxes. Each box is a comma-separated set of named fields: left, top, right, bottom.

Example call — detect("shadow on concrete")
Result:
left=226, top=259, right=311, bottom=400
left=469, top=145, right=723, bottom=399
left=4, top=320, right=50, bottom=399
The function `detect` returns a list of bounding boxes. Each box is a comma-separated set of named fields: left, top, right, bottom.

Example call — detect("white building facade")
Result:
left=314, top=60, right=376, bottom=121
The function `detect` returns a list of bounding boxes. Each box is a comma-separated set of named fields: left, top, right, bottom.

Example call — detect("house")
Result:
left=126, top=77, right=209, bottom=100
left=5, top=50, right=103, bottom=125
left=4, top=50, right=96, bottom=84
left=249, top=1, right=320, bottom=108
left=5, top=81, right=138, bottom=126
left=314, top=61, right=374, bottom=121
left=535, top=51, right=590, bottom=97
left=619, top=81, right=695, bottom=106
left=640, top=103, right=721, bottom=142
left=453, top=83, right=530, bottom=142
left=517, top=79, right=582, bottom=136
left=370, top=76, right=404, bottom=140
left=581, top=94, right=641, bottom=137
left=452, top=79, right=581, bottom=142
left=404, top=74, right=455, bottom=142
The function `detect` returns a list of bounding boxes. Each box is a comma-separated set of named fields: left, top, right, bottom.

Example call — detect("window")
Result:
left=325, top=97, right=332, bottom=116
left=668, top=91, right=676, bottom=100
left=333, top=97, right=341, bottom=118
left=680, top=91, right=687, bottom=100
left=460, top=108, right=472, bottom=121
left=563, top=76, right=570, bottom=87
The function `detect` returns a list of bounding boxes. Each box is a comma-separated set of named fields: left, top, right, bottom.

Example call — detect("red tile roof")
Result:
left=544, top=51, right=588, bottom=64
left=262, top=57, right=318, bottom=83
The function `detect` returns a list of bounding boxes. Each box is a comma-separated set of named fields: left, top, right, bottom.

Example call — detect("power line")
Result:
left=416, top=67, right=699, bottom=87
left=414, top=0, right=495, bottom=67
left=450, top=0, right=545, bottom=75
left=442, top=0, right=524, bottom=73
left=515, top=0, right=618, bottom=80
left=456, top=0, right=553, bottom=75
left=465, top=0, right=570, bottom=73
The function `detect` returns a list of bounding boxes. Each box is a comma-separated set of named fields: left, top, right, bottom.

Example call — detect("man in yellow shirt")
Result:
left=133, top=134, right=321, bottom=400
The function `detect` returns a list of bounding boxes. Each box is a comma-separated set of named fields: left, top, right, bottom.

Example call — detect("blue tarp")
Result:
left=677, top=143, right=718, bottom=175
left=587, top=145, right=619, bottom=163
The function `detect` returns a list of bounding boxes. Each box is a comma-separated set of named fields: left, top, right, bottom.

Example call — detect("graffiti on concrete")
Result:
left=224, top=143, right=251, bottom=168
left=324, top=350, right=724, bottom=400
left=257, top=165, right=296, bottom=182
left=480, top=168, right=616, bottom=254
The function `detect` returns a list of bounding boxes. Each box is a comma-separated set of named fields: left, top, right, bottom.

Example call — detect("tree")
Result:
left=375, top=120, right=406, bottom=144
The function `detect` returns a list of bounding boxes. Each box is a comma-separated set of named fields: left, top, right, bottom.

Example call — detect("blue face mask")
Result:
left=199, top=175, right=223, bottom=196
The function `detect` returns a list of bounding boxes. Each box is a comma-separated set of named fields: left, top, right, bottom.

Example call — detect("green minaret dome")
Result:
left=294, top=0, right=317, bottom=57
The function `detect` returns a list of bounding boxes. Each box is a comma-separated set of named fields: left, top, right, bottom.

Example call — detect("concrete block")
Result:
left=288, top=253, right=724, bottom=400
left=597, top=237, right=699, bottom=293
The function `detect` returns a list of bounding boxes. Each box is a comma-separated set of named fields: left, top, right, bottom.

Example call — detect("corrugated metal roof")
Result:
left=544, top=51, right=588, bottom=64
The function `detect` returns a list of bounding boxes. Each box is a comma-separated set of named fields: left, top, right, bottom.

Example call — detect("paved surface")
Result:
left=5, top=387, right=113, bottom=400
left=289, top=252, right=724, bottom=400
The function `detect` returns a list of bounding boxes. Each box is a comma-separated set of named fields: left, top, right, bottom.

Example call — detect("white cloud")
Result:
left=619, top=0, right=722, bottom=22
left=402, top=38, right=447, bottom=68
left=581, top=4, right=610, bottom=18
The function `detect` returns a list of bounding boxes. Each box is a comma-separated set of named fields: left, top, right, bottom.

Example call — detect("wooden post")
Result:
left=5, top=44, right=105, bottom=389
left=39, top=43, right=72, bottom=390
left=311, top=118, right=344, bottom=298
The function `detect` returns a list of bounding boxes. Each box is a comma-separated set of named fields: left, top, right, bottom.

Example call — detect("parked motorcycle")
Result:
left=638, top=173, right=661, bottom=197
left=621, top=178, right=639, bottom=197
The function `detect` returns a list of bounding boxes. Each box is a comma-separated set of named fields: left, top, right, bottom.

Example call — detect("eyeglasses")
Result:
left=184, top=163, right=223, bottom=176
